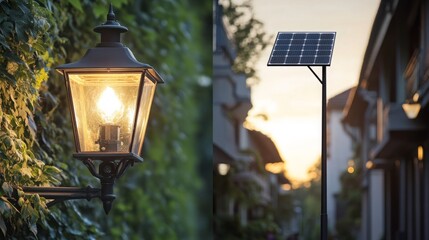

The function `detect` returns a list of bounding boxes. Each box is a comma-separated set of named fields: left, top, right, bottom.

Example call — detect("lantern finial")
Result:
left=107, top=3, right=115, bottom=21
left=93, top=4, right=128, bottom=46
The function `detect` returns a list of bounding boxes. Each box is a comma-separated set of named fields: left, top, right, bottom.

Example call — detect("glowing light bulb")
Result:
left=97, top=87, right=123, bottom=123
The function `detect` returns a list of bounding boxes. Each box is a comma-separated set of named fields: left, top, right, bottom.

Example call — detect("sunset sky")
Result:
left=247, top=0, right=381, bottom=183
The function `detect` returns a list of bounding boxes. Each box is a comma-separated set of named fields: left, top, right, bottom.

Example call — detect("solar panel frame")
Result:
left=267, top=32, right=336, bottom=66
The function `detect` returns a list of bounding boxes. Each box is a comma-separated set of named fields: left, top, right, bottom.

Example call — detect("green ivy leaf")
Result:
left=20, top=167, right=32, bottom=178
left=1, top=182, right=12, bottom=197
left=68, top=0, right=83, bottom=12
left=28, top=220, right=38, bottom=236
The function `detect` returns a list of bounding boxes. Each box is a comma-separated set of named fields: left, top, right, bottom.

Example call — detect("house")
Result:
left=213, top=2, right=290, bottom=236
left=343, top=0, right=429, bottom=239
left=326, top=88, right=354, bottom=233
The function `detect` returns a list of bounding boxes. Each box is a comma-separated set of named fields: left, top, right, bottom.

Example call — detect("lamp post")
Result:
left=267, top=32, right=336, bottom=240
left=21, top=4, right=164, bottom=214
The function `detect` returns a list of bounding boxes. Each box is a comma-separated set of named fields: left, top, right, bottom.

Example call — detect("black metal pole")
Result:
left=21, top=186, right=101, bottom=207
left=321, top=66, right=328, bottom=240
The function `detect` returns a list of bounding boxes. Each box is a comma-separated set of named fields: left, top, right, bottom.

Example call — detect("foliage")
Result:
left=293, top=160, right=321, bottom=240
left=213, top=160, right=283, bottom=239
left=221, top=0, right=272, bottom=84
left=335, top=144, right=362, bottom=239
left=0, top=1, right=86, bottom=238
left=0, top=0, right=210, bottom=239
left=214, top=213, right=281, bottom=240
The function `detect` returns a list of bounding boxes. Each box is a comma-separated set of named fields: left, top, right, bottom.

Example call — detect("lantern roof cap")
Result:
left=56, top=47, right=164, bottom=83
left=56, top=4, right=164, bottom=83
left=93, top=3, right=128, bottom=45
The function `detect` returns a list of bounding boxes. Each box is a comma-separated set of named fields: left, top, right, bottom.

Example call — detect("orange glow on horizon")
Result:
left=247, top=115, right=320, bottom=184
left=281, top=183, right=292, bottom=191
left=249, top=0, right=380, bottom=185
left=265, top=162, right=285, bottom=174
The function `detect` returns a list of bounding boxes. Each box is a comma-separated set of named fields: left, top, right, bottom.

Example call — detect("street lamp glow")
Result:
left=418, top=145, right=424, bottom=161
left=97, top=87, right=123, bottom=123
left=366, top=160, right=374, bottom=169
left=281, top=183, right=292, bottom=191
left=218, top=163, right=230, bottom=175
left=402, top=102, right=421, bottom=119
left=265, top=162, right=284, bottom=174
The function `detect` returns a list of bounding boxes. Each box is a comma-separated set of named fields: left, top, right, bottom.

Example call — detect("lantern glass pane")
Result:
left=131, top=75, right=156, bottom=154
left=68, top=72, right=141, bottom=152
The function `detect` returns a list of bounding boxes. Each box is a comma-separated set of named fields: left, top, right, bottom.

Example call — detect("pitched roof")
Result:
left=248, top=130, right=283, bottom=164
left=327, top=88, right=353, bottom=111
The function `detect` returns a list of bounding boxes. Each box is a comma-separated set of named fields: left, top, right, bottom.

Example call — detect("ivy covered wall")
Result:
left=0, top=0, right=211, bottom=239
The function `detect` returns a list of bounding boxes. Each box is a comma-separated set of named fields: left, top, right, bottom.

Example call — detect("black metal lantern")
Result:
left=57, top=5, right=163, bottom=160
left=22, top=5, right=163, bottom=214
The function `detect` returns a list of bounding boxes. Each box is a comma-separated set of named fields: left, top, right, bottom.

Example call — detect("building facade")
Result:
left=343, top=0, right=429, bottom=239
left=213, top=2, right=288, bottom=236
left=326, top=89, right=354, bottom=233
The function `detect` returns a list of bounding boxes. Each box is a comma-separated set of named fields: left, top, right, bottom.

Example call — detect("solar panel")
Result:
left=267, top=32, right=336, bottom=66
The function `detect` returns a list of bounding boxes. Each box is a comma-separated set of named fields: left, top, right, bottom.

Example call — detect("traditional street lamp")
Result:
left=22, top=4, right=164, bottom=214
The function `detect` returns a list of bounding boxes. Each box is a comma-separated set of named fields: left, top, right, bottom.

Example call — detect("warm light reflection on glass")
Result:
left=127, top=107, right=135, bottom=128
left=97, top=87, right=123, bottom=123
left=265, top=162, right=285, bottom=174
left=218, top=163, right=230, bottom=176
left=347, top=166, right=355, bottom=174
left=303, top=182, right=311, bottom=188
left=281, top=183, right=291, bottom=191
left=418, top=145, right=424, bottom=161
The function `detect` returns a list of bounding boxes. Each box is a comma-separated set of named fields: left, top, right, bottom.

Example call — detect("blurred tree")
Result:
left=221, top=0, right=272, bottom=84
left=335, top=144, right=362, bottom=239
left=295, top=160, right=321, bottom=240
left=213, top=164, right=282, bottom=240
left=0, top=0, right=211, bottom=239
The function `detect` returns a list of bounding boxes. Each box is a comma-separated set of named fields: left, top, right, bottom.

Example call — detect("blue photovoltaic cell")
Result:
left=270, top=56, right=285, bottom=63
left=300, top=57, right=315, bottom=64
left=305, top=39, right=319, bottom=44
left=285, top=57, right=300, bottom=64
left=278, top=34, right=293, bottom=40
left=306, top=34, right=320, bottom=39
left=273, top=50, right=288, bottom=56
left=267, top=32, right=336, bottom=66
left=303, top=45, right=318, bottom=51
left=277, top=40, right=291, bottom=45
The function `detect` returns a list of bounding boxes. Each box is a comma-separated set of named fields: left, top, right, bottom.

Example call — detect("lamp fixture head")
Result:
left=402, top=100, right=421, bottom=119
left=53, top=4, right=165, bottom=214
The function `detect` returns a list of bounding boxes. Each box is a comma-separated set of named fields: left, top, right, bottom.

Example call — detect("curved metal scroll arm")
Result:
left=81, top=158, right=102, bottom=178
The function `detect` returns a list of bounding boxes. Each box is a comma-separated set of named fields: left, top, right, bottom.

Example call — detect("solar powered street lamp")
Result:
left=21, top=4, right=164, bottom=214
left=267, top=32, right=336, bottom=240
